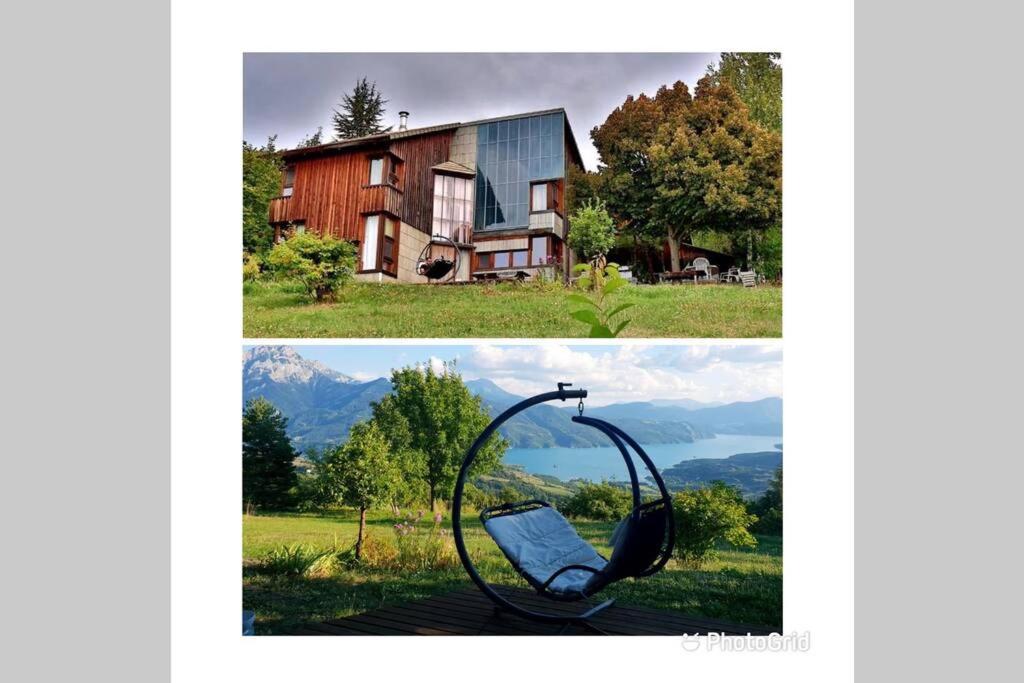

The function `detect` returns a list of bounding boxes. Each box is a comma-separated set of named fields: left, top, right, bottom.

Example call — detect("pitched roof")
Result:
left=431, top=160, right=475, bottom=176
left=279, top=107, right=584, bottom=169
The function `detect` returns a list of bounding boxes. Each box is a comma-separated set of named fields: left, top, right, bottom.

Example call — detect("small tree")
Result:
left=568, top=262, right=634, bottom=337
left=560, top=482, right=632, bottom=521
left=567, top=198, right=616, bottom=262
left=242, top=397, right=297, bottom=512
left=371, top=362, right=506, bottom=511
left=332, top=78, right=392, bottom=140
left=266, top=232, right=357, bottom=301
left=673, top=482, right=757, bottom=566
left=298, top=127, right=324, bottom=148
left=330, top=421, right=400, bottom=559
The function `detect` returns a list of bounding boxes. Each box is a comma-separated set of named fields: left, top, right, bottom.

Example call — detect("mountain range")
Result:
left=242, top=346, right=782, bottom=452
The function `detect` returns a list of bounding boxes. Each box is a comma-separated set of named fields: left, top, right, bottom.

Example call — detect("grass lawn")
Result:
left=242, top=280, right=782, bottom=338
left=243, top=510, right=782, bottom=635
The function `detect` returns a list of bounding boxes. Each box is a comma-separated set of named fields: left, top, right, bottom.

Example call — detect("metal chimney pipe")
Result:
left=398, top=111, right=409, bottom=131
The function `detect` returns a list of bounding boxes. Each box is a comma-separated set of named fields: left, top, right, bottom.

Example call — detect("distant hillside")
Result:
left=659, top=450, right=782, bottom=498
left=243, top=346, right=779, bottom=453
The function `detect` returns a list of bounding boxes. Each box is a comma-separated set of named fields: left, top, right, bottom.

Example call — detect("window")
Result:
left=531, top=183, right=547, bottom=211
left=282, top=166, right=296, bottom=197
left=531, top=236, right=549, bottom=265
left=368, top=157, right=384, bottom=185
left=512, top=250, right=528, bottom=268
left=362, top=215, right=379, bottom=270
left=382, top=217, right=397, bottom=275
left=432, top=173, right=475, bottom=242
left=493, top=252, right=510, bottom=269
left=475, top=112, right=565, bottom=230
left=479, top=249, right=528, bottom=270
left=478, top=252, right=492, bottom=269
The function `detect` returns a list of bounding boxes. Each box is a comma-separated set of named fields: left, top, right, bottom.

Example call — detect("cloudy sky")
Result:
left=289, top=344, right=781, bottom=406
left=243, top=53, right=718, bottom=171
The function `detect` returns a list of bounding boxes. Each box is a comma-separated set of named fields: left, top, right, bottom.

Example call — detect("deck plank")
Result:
left=299, top=586, right=777, bottom=636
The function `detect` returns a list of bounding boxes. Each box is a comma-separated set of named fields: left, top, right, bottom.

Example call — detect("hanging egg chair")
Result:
left=451, top=383, right=676, bottom=632
left=416, top=234, right=460, bottom=283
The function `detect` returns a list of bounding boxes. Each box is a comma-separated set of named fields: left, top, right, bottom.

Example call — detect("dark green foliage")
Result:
left=749, top=467, right=782, bottom=535
left=660, top=451, right=782, bottom=498
left=242, top=138, right=284, bottom=254
left=561, top=482, right=633, bottom=520
left=242, top=397, right=297, bottom=511
left=673, top=482, right=758, bottom=566
left=298, top=127, right=323, bottom=148
left=371, top=362, right=507, bottom=510
left=332, top=78, right=391, bottom=140
left=266, top=232, right=357, bottom=301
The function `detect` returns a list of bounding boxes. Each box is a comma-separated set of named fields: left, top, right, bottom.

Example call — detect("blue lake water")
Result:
left=503, top=434, right=782, bottom=482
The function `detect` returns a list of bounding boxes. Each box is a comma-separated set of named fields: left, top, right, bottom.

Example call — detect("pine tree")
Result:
left=242, top=397, right=297, bottom=512
left=332, top=78, right=392, bottom=140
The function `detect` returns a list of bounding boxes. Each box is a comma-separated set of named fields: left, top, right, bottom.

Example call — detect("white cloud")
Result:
left=459, top=344, right=780, bottom=405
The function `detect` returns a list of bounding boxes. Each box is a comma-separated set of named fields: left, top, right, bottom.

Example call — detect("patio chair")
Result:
left=740, top=270, right=758, bottom=287
left=692, top=257, right=719, bottom=282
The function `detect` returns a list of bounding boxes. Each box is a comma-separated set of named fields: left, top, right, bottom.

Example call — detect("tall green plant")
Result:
left=567, top=198, right=616, bottom=261
left=242, top=397, right=297, bottom=512
left=568, top=260, right=634, bottom=338
left=242, top=137, right=284, bottom=254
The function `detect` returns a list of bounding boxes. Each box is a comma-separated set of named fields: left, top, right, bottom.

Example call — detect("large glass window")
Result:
left=432, top=173, right=474, bottom=242
left=531, top=183, right=548, bottom=211
left=368, top=157, right=384, bottom=185
left=362, top=215, right=379, bottom=270
left=475, top=112, right=565, bottom=230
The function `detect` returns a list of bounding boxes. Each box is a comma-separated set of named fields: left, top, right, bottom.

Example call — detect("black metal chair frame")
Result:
left=416, top=234, right=460, bottom=283
left=452, top=383, right=676, bottom=631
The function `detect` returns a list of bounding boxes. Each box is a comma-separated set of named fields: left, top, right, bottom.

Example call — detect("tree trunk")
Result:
left=666, top=230, right=681, bottom=272
left=747, top=230, right=754, bottom=269
left=429, top=483, right=436, bottom=512
left=355, top=506, right=367, bottom=559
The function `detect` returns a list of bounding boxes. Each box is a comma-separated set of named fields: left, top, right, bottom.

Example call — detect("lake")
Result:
left=503, top=434, right=783, bottom=482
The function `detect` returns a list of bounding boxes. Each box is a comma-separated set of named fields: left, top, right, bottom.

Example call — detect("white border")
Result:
left=172, top=0, right=853, bottom=680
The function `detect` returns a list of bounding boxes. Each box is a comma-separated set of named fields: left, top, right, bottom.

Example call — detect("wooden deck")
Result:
left=293, top=587, right=776, bottom=636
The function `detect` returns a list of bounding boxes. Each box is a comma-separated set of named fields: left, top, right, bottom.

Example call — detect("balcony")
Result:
left=529, top=210, right=565, bottom=238
left=268, top=195, right=291, bottom=223
left=359, top=184, right=403, bottom=216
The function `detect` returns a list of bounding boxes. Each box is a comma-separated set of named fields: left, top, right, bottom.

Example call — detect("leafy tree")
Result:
left=371, top=362, right=507, bottom=511
left=590, top=82, right=693, bottom=268
left=567, top=198, right=616, bottom=261
left=332, top=78, right=392, bottom=140
left=560, top=482, right=632, bottom=520
left=749, top=467, right=782, bottom=535
left=298, top=126, right=324, bottom=148
left=242, top=137, right=283, bottom=254
left=649, top=78, right=782, bottom=271
left=242, top=397, right=297, bottom=512
left=266, top=232, right=357, bottom=301
left=242, top=252, right=261, bottom=282
left=564, top=164, right=602, bottom=217
left=673, top=481, right=758, bottom=566
left=706, top=52, right=782, bottom=133
left=328, top=421, right=400, bottom=559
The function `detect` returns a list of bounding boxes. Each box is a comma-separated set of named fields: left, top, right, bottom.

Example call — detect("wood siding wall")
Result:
left=390, top=131, right=455, bottom=233
left=271, top=129, right=456, bottom=240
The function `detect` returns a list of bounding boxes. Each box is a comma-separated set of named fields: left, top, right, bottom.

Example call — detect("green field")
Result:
left=243, top=510, right=782, bottom=634
left=242, top=280, right=782, bottom=338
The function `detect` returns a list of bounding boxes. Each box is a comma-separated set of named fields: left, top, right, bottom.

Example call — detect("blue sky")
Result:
left=243, top=53, right=718, bottom=171
left=273, top=344, right=782, bottom=406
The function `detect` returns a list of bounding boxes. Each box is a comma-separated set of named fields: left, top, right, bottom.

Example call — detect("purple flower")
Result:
left=433, top=512, right=443, bottom=524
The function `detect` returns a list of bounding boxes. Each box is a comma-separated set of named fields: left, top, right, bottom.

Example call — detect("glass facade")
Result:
left=475, top=112, right=565, bottom=231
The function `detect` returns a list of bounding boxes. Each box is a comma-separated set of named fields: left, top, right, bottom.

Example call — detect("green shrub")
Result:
left=351, top=512, right=459, bottom=572
left=673, top=482, right=758, bottom=566
left=243, top=252, right=262, bottom=282
left=258, top=544, right=334, bottom=577
left=561, top=482, right=633, bottom=520
left=267, top=232, right=357, bottom=301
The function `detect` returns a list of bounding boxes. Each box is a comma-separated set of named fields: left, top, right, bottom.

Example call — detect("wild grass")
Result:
left=243, top=510, right=782, bottom=634
left=242, top=280, right=782, bottom=338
